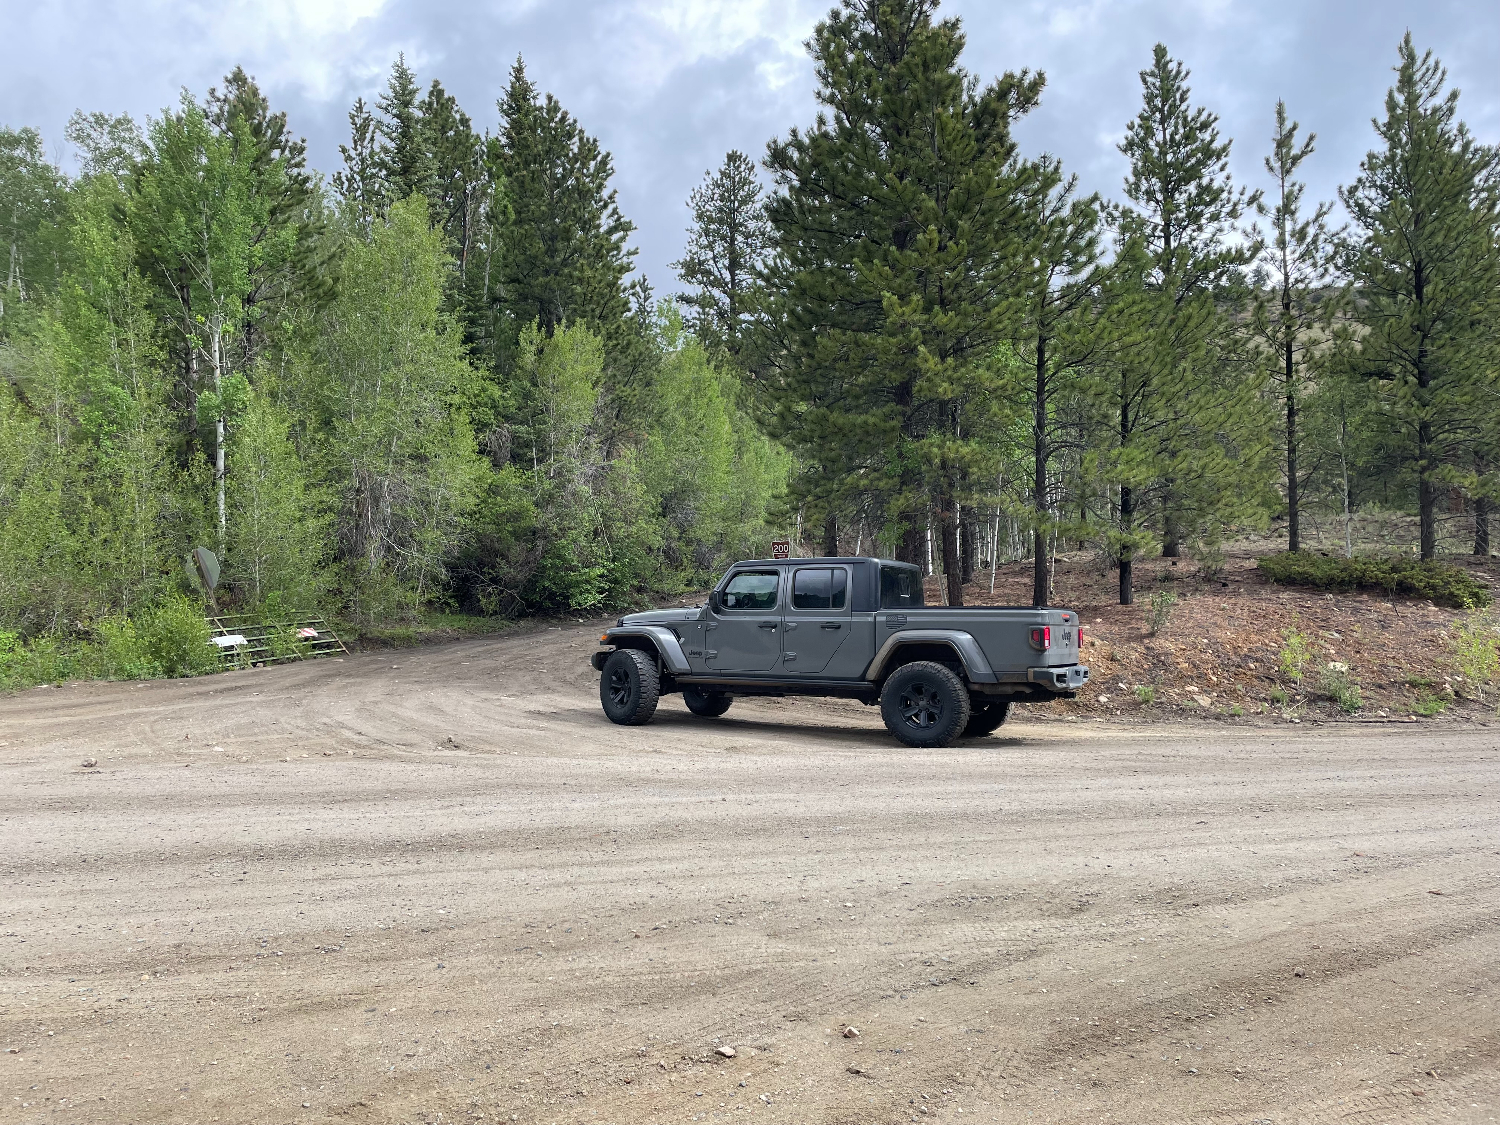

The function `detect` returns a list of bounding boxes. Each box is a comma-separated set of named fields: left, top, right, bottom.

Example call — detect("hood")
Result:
left=616, top=607, right=703, bottom=627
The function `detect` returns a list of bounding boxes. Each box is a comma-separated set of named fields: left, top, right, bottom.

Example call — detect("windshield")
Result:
left=879, top=565, right=924, bottom=609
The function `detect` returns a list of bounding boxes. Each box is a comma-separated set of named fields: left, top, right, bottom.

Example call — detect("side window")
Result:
left=792, top=568, right=847, bottom=610
left=880, top=565, right=924, bottom=608
left=721, top=570, right=779, bottom=611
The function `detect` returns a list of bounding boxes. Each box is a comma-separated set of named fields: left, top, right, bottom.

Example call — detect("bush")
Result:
left=1278, top=626, right=1312, bottom=685
left=1317, top=662, right=1363, bottom=713
left=1256, top=553, right=1491, bottom=608
left=1147, top=590, right=1177, bottom=635
left=1448, top=609, right=1499, bottom=701
left=137, top=595, right=218, bottom=677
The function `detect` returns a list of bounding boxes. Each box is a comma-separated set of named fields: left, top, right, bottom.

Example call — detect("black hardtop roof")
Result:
left=729, top=556, right=916, bottom=568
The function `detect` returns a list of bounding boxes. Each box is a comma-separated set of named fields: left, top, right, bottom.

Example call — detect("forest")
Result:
left=1, top=0, right=1497, bottom=680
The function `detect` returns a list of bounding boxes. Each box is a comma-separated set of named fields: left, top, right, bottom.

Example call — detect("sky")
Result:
left=4, top=0, right=1498, bottom=290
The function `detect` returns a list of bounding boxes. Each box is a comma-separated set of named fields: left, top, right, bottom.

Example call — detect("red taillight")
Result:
left=1077, top=626, right=1085, bottom=648
left=1029, top=625, right=1051, bottom=650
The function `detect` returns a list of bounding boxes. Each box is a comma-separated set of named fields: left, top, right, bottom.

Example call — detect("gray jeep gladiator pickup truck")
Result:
left=590, top=556, right=1088, bottom=747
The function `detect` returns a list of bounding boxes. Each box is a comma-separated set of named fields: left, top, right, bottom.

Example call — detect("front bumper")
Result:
left=1028, top=663, right=1090, bottom=691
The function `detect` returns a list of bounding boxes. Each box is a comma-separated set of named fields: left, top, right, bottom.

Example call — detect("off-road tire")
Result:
left=963, top=700, right=1012, bottom=738
left=682, top=687, right=733, bottom=717
left=879, top=661, right=971, bottom=748
left=600, top=648, right=660, bottom=725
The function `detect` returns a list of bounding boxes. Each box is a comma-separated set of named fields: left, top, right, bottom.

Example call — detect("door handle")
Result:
left=758, top=622, right=777, bottom=630
left=820, top=622, right=842, bottom=630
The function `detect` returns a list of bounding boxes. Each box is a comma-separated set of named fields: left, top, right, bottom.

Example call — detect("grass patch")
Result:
left=1256, top=553, right=1491, bottom=608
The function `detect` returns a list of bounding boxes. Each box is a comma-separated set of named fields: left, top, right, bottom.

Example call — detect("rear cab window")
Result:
left=879, top=565, right=924, bottom=609
left=721, top=570, right=780, bottom=610
left=791, top=567, right=847, bottom=610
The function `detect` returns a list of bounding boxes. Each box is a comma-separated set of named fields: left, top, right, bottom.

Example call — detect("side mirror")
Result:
left=709, top=591, right=721, bottom=611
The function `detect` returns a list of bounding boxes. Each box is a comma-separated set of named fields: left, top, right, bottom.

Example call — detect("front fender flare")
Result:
left=598, top=627, right=691, bottom=675
left=864, top=629, right=998, bottom=684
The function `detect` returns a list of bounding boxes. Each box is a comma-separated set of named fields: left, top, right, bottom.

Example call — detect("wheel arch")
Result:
left=865, top=630, right=997, bottom=687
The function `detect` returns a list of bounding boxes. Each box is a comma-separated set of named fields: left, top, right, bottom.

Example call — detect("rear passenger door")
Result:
left=781, top=565, right=852, bottom=675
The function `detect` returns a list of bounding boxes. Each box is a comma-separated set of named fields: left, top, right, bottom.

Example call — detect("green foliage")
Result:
left=1339, top=34, right=1500, bottom=560
left=1317, top=661, right=1363, bottom=712
left=1278, top=626, right=1312, bottom=685
left=1448, top=609, right=1500, bottom=701
left=1146, top=590, right=1177, bottom=635
left=1256, top=553, right=1491, bottom=608
left=1134, top=684, right=1156, bottom=705
left=1414, top=694, right=1448, bottom=717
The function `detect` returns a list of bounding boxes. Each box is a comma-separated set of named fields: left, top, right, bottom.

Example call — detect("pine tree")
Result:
left=1010, top=157, right=1106, bottom=606
left=1249, top=101, right=1342, bottom=554
left=334, top=97, right=384, bottom=223
left=764, top=0, right=1041, bottom=601
left=493, top=57, right=635, bottom=338
left=1107, top=43, right=1263, bottom=603
left=376, top=55, right=430, bottom=205
left=417, top=80, right=484, bottom=271
left=1340, top=34, right=1500, bottom=560
left=672, top=150, right=770, bottom=367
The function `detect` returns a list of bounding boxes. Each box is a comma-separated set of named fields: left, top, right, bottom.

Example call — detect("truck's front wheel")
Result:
left=879, top=661, right=971, bottom=748
left=600, top=649, right=660, bottom=725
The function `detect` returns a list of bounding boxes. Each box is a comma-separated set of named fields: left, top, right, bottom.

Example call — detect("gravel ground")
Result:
left=2, top=622, right=1498, bottom=1125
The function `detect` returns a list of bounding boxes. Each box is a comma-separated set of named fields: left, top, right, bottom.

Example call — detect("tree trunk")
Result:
left=1032, top=332, right=1050, bottom=607
left=211, top=318, right=227, bottom=559
left=1418, top=417, right=1436, bottom=560
left=1476, top=495, right=1491, bottom=557
left=939, top=482, right=963, bottom=607
left=1119, top=484, right=1135, bottom=606
left=1161, top=497, right=1181, bottom=558
left=960, top=510, right=976, bottom=586
left=1285, top=334, right=1300, bottom=552
left=821, top=512, right=838, bottom=557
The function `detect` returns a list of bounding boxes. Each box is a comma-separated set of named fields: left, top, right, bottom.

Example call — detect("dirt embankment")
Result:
left=950, top=549, right=1500, bottom=725
left=2, top=623, right=1498, bottom=1125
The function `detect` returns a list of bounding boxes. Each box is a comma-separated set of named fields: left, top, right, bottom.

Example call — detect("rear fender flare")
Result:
left=864, top=630, right=998, bottom=684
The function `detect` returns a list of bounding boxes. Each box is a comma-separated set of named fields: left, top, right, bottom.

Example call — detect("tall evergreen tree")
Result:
left=376, top=55, right=430, bottom=204
left=1250, top=100, right=1342, bottom=554
left=1010, top=157, right=1106, bottom=606
left=1340, top=33, right=1500, bottom=560
left=493, top=58, right=635, bottom=340
left=1106, top=43, right=1263, bottom=603
left=763, top=0, right=1041, bottom=601
left=417, top=79, right=484, bottom=271
left=333, top=97, right=384, bottom=223
left=672, top=150, right=770, bottom=368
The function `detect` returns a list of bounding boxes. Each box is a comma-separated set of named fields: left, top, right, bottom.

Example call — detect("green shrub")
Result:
left=138, top=595, right=218, bottom=677
left=1278, top=627, right=1313, bottom=685
left=1317, top=662, right=1363, bottom=713
left=1414, top=694, right=1447, bottom=717
left=1134, top=684, right=1156, bottom=705
left=1449, top=610, right=1500, bottom=701
left=95, top=617, right=163, bottom=680
left=1256, top=553, right=1491, bottom=608
left=1147, top=590, right=1178, bottom=635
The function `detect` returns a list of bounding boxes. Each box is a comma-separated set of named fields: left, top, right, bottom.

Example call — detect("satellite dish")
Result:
left=187, top=547, right=220, bottom=609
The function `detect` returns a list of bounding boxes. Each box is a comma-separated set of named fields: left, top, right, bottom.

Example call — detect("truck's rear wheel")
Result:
left=963, top=700, right=1012, bottom=737
left=682, top=687, right=733, bottom=717
left=600, top=649, right=660, bottom=725
left=880, top=661, right=971, bottom=748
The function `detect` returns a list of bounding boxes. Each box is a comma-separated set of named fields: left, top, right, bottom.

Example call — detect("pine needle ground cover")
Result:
left=960, top=547, right=1500, bottom=724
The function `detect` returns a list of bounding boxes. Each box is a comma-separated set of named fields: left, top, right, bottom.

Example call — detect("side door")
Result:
left=781, top=565, right=852, bottom=675
left=707, top=568, right=783, bottom=672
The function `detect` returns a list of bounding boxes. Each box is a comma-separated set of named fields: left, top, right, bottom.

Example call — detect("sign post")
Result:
left=770, top=539, right=791, bottom=560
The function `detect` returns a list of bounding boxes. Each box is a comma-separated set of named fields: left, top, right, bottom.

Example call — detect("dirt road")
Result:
left=2, top=622, right=1497, bottom=1124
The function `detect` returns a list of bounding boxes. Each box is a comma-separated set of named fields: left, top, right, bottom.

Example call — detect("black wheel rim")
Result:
left=608, top=665, right=633, bottom=708
left=899, top=679, right=944, bottom=729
